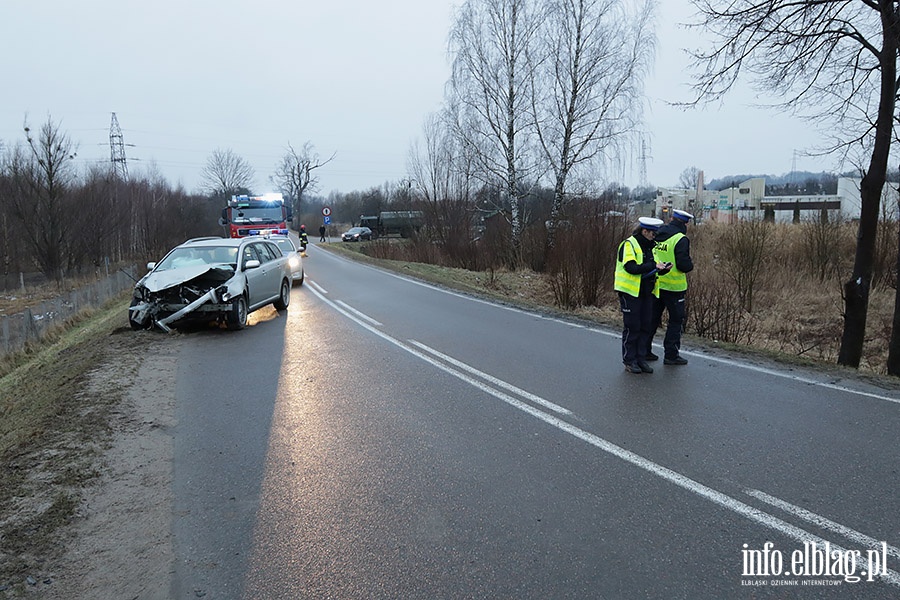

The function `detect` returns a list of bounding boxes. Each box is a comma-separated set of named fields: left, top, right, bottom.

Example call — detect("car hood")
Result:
left=140, top=264, right=235, bottom=293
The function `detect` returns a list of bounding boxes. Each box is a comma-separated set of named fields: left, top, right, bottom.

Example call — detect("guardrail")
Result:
left=0, top=266, right=137, bottom=358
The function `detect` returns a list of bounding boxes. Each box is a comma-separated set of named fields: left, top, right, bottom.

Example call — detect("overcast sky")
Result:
left=1, top=1, right=832, bottom=197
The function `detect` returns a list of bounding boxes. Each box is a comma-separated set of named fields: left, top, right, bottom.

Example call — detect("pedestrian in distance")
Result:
left=647, top=209, right=694, bottom=365
left=299, top=224, right=309, bottom=256
left=319, top=224, right=326, bottom=242
left=615, top=217, right=671, bottom=374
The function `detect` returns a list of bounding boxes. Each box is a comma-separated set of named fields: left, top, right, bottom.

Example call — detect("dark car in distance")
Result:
left=342, top=226, right=373, bottom=242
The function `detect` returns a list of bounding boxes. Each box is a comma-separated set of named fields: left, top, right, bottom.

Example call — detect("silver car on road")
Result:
left=128, top=236, right=293, bottom=332
left=267, top=233, right=305, bottom=286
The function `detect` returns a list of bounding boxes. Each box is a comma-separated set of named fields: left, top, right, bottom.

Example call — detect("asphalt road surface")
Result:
left=168, top=242, right=900, bottom=599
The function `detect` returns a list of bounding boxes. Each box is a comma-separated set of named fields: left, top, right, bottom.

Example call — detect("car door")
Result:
left=240, top=243, right=271, bottom=307
left=264, top=240, right=291, bottom=281
left=253, top=242, right=282, bottom=301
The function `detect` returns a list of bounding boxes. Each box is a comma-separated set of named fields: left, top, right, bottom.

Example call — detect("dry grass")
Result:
left=688, top=221, right=896, bottom=374
left=326, top=242, right=560, bottom=312
left=0, top=295, right=135, bottom=591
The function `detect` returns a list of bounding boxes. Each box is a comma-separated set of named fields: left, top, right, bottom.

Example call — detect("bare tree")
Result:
left=686, top=1, right=900, bottom=372
left=719, top=217, right=771, bottom=313
left=199, top=148, right=255, bottom=198
left=271, top=142, right=334, bottom=229
left=66, top=165, right=121, bottom=269
left=449, top=0, right=544, bottom=264
left=533, top=0, right=655, bottom=243
left=679, top=165, right=704, bottom=217
left=0, top=143, right=20, bottom=285
left=409, top=113, right=457, bottom=210
left=408, top=112, right=481, bottom=265
left=6, top=117, right=79, bottom=282
left=679, top=166, right=702, bottom=190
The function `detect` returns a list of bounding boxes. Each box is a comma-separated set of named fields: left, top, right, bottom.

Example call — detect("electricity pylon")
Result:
left=639, top=136, right=652, bottom=188
left=109, top=112, right=129, bottom=182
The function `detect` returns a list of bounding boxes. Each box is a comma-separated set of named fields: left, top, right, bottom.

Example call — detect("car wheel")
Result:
left=226, top=295, right=248, bottom=330
left=128, top=297, right=149, bottom=330
left=273, top=279, right=290, bottom=311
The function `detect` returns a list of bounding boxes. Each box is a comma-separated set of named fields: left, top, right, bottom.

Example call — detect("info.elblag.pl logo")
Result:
left=741, top=541, right=890, bottom=586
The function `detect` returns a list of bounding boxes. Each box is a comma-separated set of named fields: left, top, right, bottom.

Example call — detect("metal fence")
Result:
left=0, top=271, right=49, bottom=294
left=0, top=266, right=137, bottom=358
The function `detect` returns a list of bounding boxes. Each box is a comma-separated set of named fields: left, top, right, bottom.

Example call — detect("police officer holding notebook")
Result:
left=647, top=209, right=694, bottom=365
left=614, top=217, right=670, bottom=374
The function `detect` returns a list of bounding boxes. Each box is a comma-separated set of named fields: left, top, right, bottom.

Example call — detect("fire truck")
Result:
left=220, top=193, right=292, bottom=238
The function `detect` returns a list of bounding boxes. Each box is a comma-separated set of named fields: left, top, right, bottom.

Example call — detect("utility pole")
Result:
left=639, top=136, right=652, bottom=188
left=791, top=149, right=799, bottom=193
left=109, top=112, right=129, bottom=182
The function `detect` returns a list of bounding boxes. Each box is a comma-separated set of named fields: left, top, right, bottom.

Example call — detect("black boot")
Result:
left=664, top=356, right=688, bottom=365
left=637, top=361, right=654, bottom=373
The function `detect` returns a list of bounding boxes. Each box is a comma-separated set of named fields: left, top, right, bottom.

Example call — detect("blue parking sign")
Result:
left=324, top=216, right=331, bottom=225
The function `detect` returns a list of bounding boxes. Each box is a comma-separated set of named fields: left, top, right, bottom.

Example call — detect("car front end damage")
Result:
left=129, top=264, right=245, bottom=332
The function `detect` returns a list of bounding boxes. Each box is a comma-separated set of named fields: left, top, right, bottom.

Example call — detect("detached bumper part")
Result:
left=155, top=288, right=218, bottom=333
left=128, top=301, right=151, bottom=327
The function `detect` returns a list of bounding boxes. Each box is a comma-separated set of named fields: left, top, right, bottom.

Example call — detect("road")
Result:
left=169, top=242, right=900, bottom=599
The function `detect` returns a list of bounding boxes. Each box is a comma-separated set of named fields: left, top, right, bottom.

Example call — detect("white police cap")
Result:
left=672, top=209, right=694, bottom=222
left=638, top=217, right=664, bottom=231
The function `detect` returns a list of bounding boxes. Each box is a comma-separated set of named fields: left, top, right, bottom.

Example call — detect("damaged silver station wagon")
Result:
left=128, top=235, right=294, bottom=332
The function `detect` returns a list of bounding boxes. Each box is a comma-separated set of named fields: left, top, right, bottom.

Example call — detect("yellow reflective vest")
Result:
left=614, top=236, right=659, bottom=298
left=653, top=232, right=687, bottom=292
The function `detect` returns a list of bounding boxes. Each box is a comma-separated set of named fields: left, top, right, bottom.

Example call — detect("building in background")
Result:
left=654, top=177, right=894, bottom=224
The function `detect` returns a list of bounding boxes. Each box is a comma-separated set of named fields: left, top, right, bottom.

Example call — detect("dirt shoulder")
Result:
left=0, top=310, right=179, bottom=599
left=39, top=331, right=179, bottom=600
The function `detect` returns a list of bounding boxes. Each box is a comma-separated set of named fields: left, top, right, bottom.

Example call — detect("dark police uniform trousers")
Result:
left=620, top=290, right=655, bottom=364
left=650, top=289, right=686, bottom=359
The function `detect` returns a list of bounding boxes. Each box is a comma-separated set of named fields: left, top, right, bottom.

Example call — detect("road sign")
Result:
left=322, top=206, right=332, bottom=217
left=324, top=216, right=331, bottom=225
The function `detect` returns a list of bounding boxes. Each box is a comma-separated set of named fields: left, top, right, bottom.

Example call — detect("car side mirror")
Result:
left=147, top=262, right=156, bottom=270
left=218, top=217, right=227, bottom=226
left=244, top=259, right=261, bottom=270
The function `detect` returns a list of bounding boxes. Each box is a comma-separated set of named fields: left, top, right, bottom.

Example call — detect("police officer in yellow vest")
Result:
left=647, top=209, right=694, bottom=365
left=615, top=217, right=671, bottom=374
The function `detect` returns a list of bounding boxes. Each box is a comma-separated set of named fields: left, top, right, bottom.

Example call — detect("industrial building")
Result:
left=654, top=177, right=896, bottom=223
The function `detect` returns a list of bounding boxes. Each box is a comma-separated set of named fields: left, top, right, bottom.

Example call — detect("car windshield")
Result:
left=154, top=246, right=238, bottom=271
left=347, top=228, right=365, bottom=234
left=229, top=206, right=284, bottom=224
left=270, top=238, right=296, bottom=255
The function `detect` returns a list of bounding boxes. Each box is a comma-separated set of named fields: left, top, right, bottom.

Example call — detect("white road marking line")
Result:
left=336, top=300, right=382, bottom=326
left=306, top=280, right=328, bottom=294
left=308, top=286, right=569, bottom=418
left=746, top=488, right=900, bottom=561
left=308, top=283, right=900, bottom=586
left=378, top=267, right=591, bottom=328
left=409, top=340, right=572, bottom=416
left=686, top=353, right=900, bottom=405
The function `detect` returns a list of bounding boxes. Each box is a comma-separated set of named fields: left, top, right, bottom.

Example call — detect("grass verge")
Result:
left=0, top=293, right=134, bottom=593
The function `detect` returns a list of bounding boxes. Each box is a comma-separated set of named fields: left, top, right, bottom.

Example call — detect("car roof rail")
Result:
left=184, top=236, right=225, bottom=243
